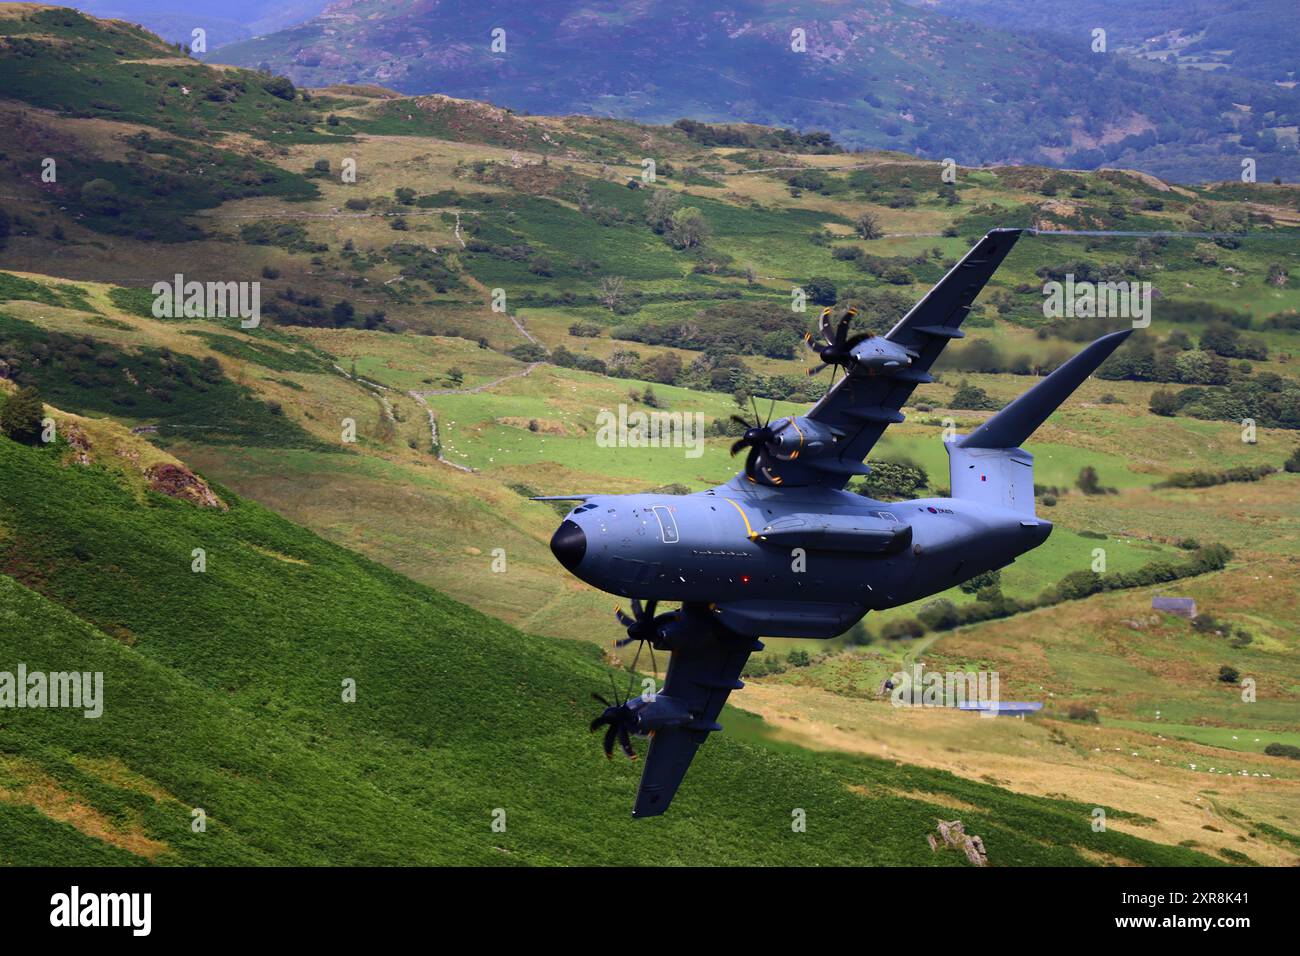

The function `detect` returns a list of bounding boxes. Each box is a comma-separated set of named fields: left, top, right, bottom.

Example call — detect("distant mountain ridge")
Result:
left=212, top=0, right=1300, bottom=183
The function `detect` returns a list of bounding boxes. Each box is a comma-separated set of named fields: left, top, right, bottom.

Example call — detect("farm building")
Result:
left=1152, top=596, right=1197, bottom=619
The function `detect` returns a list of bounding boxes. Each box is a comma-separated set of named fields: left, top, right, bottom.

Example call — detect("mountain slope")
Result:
left=0, top=399, right=1215, bottom=865
left=213, top=0, right=1300, bottom=182
left=929, top=0, right=1300, bottom=85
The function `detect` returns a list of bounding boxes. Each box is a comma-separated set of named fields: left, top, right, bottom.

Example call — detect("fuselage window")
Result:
left=652, top=505, right=679, bottom=544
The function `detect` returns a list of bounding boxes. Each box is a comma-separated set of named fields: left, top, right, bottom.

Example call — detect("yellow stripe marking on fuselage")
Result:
left=723, top=498, right=759, bottom=541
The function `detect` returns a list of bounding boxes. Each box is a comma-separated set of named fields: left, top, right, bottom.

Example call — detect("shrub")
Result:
left=1217, top=665, right=1239, bottom=684
left=917, top=599, right=960, bottom=631
left=262, top=75, right=296, bottom=100
left=1264, top=743, right=1300, bottom=760
left=0, top=386, right=44, bottom=444
left=880, top=618, right=925, bottom=640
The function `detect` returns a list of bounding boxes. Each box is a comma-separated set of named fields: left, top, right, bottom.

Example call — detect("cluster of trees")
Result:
left=1149, top=373, right=1300, bottom=429
left=1102, top=324, right=1268, bottom=387
left=672, top=119, right=841, bottom=154
left=1156, top=464, right=1278, bottom=489
left=881, top=543, right=1234, bottom=638
left=937, top=338, right=1072, bottom=376
left=854, top=459, right=930, bottom=502
left=610, top=301, right=807, bottom=359
left=263, top=290, right=387, bottom=330
left=642, top=189, right=711, bottom=251
left=949, top=380, right=1002, bottom=411
left=831, top=245, right=932, bottom=285
left=601, top=349, right=825, bottom=404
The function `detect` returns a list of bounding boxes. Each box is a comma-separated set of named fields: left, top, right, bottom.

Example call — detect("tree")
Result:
left=950, top=380, right=998, bottom=410
left=598, top=276, right=626, bottom=310
left=854, top=210, right=882, bottom=240
left=330, top=300, right=356, bottom=327
left=263, top=75, right=296, bottom=100
left=667, top=207, right=710, bottom=249
left=1149, top=389, right=1181, bottom=417
left=1075, top=465, right=1103, bottom=495
left=0, top=386, right=45, bottom=444
left=804, top=276, right=837, bottom=306
left=960, top=570, right=1001, bottom=594
left=445, top=367, right=464, bottom=387
left=917, top=599, right=960, bottom=631
left=80, top=178, right=121, bottom=216
left=644, top=189, right=678, bottom=234
left=857, top=459, right=928, bottom=501
left=1217, top=665, right=1239, bottom=684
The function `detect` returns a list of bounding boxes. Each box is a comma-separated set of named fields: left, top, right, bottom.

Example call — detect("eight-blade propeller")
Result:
left=804, top=306, right=871, bottom=379
left=590, top=610, right=663, bottom=761
left=728, top=398, right=783, bottom=484
left=589, top=692, right=638, bottom=760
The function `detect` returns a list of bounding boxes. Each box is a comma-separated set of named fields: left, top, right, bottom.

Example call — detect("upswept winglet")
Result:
left=960, top=328, right=1133, bottom=449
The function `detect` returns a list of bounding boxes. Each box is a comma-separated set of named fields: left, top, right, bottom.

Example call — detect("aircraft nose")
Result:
left=550, top=519, right=587, bottom=571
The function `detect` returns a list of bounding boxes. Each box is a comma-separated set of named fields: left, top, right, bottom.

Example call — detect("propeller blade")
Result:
left=806, top=363, right=828, bottom=376
left=631, top=598, right=644, bottom=620
left=590, top=715, right=609, bottom=732
left=603, top=724, right=617, bottom=758
left=644, top=599, right=658, bottom=620
left=744, top=444, right=760, bottom=480
left=819, top=308, right=834, bottom=345
left=617, top=726, right=636, bottom=760
left=834, top=311, right=853, bottom=347
left=802, top=331, right=821, bottom=354
left=614, top=607, right=636, bottom=628
left=729, top=414, right=751, bottom=429
left=844, top=332, right=870, bottom=349
left=592, top=692, right=611, bottom=707
left=764, top=398, right=775, bottom=427
left=730, top=438, right=748, bottom=457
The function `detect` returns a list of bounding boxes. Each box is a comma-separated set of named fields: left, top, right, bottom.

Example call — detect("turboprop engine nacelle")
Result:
left=766, top=415, right=838, bottom=461
left=848, top=336, right=914, bottom=374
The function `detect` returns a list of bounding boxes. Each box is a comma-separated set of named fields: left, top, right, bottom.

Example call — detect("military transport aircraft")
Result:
left=539, top=228, right=1133, bottom=817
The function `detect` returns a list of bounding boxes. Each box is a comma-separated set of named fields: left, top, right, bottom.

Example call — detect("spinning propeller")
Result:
left=804, top=306, right=872, bottom=380
left=589, top=692, right=638, bottom=760
left=590, top=612, right=663, bottom=760
left=729, top=398, right=783, bottom=484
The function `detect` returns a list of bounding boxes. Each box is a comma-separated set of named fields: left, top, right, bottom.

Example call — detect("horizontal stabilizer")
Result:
left=960, top=329, right=1132, bottom=449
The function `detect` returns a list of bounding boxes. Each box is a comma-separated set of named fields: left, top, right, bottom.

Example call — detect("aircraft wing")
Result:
left=804, top=227, right=1023, bottom=488
left=632, top=629, right=760, bottom=818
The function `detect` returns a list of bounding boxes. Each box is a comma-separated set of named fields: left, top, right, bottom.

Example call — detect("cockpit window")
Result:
left=651, top=505, right=679, bottom=544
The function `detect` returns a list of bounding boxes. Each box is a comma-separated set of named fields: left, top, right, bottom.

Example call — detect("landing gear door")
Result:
left=651, top=505, right=679, bottom=544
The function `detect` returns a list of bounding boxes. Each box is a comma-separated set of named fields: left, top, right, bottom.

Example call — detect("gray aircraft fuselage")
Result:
left=550, top=476, right=1051, bottom=638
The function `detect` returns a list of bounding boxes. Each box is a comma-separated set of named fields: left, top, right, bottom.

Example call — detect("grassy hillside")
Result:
left=0, top=417, right=1214, bottom=866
